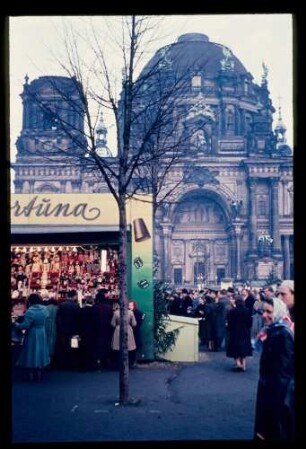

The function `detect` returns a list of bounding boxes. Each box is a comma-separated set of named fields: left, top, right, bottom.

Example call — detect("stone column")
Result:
left=160, top=222, right=173, bottom=282
left=233, top=221, right=243, bottom=280
left=228, top=228, right=236, bottom=280
left=248, top=178, right=257, bottom=254
left=81, top=180, right=88, bottom=193
left=270, top=178, right=282, bottom=256
left=283, top=235, right=291, bottom=280
left=282, top=180, right=287, bottom=215
left=66, top=180, right=72, bottom=193
left=219, top=102, right=226, bottom=135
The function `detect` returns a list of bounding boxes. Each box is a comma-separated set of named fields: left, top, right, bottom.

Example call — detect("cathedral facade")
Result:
left=12, top=33, right=293, bottom=286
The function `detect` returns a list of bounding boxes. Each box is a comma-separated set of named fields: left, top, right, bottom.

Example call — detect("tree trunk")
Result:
left=118, top=195, right=129, bottom=404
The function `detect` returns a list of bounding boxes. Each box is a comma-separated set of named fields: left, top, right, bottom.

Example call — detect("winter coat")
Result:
left=251, top=300, right=264, bottom=340
left=203, top=301, right=216, bottom=341
left=45, top=303, right=59, bottom=357
left=93, top=300, right=114, bottom=364
left=214, top=297, right=231, bottom=348
left=56, top=299, right=80, bottom=337
left=226, top=304, right=253, bottom=358
left=254, top=323, right=294, bottom=440
left=111, top=309, right=137, bottom=351
left=78, top=305, right=99, bottom=370
left=54, top=299, right=80, bottom=369
left=15, top=304, right=50, bottom=368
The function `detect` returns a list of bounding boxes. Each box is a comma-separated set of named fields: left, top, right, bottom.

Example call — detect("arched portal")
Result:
left=168, top=189, right=232, bottom=287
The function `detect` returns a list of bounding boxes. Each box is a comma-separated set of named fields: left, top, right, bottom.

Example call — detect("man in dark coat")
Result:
left=78, top=297, right=98, bottom=371
left=54, top=289, right=80, bottom=369
left=93, top=289, right=114, bottom=369
left=226, top=295, right=253, bottom=370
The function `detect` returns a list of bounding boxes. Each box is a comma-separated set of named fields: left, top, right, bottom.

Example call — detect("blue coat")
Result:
left=15, top=304, right=50, bottom=369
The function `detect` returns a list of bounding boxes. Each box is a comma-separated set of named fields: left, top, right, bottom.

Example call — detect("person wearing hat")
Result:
left=226, top=294, right=253, bottom=371
left=214, top=289, right=231, bottom=351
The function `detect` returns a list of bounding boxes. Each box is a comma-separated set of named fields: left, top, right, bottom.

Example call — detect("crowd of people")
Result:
left=12, top=288, right=145, bottom=379
left=164, top=281, right=295, bottom=440
left=165, top=285, right=261, bottom=355
left=11, top=279, right=295, bottom=441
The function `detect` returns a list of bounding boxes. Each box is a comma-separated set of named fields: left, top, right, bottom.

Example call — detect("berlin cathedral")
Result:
left=12, top=33, right=293, bottom=286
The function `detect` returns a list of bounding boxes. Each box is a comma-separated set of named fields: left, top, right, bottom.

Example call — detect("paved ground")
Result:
left=10, top=347, right=260, bottom=443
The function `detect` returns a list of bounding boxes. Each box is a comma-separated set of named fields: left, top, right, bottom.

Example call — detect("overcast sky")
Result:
left=9, top=14, right=294, bottom=166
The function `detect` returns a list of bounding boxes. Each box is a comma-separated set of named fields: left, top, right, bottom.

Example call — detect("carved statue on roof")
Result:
left=220, top=47, right=235, bottom=71
left=158, top=46, right=172, bottom=69
left=261, top=62, right=269, bottom=86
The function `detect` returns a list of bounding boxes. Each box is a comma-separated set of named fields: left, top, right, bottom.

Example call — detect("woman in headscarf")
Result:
left=254, top=297, right=294, bottom=440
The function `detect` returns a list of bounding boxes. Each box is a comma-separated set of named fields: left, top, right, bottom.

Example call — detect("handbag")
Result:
left=70, top=335, right=80, bottom=348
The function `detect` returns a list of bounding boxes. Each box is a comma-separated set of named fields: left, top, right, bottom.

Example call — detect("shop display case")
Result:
left=10, top=245, right=119, bottom=302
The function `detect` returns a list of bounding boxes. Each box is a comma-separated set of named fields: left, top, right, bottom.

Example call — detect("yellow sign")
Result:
left=10, top=194, right=119, bottom=226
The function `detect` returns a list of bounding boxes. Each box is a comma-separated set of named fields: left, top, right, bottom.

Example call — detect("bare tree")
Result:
left=15, top=16, right=194, bottom=404
left=14, top=16, right=265, bottom=403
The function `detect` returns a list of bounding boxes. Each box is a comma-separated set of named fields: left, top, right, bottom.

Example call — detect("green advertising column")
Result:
left=129, top=195, right=154, bottom=361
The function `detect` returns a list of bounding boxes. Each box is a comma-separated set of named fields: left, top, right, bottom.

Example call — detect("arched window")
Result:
left=36, top=183, right=59, bottom=193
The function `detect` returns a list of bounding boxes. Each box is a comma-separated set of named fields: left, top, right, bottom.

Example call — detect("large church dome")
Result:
left=143, top=33, right=248, bottom=78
